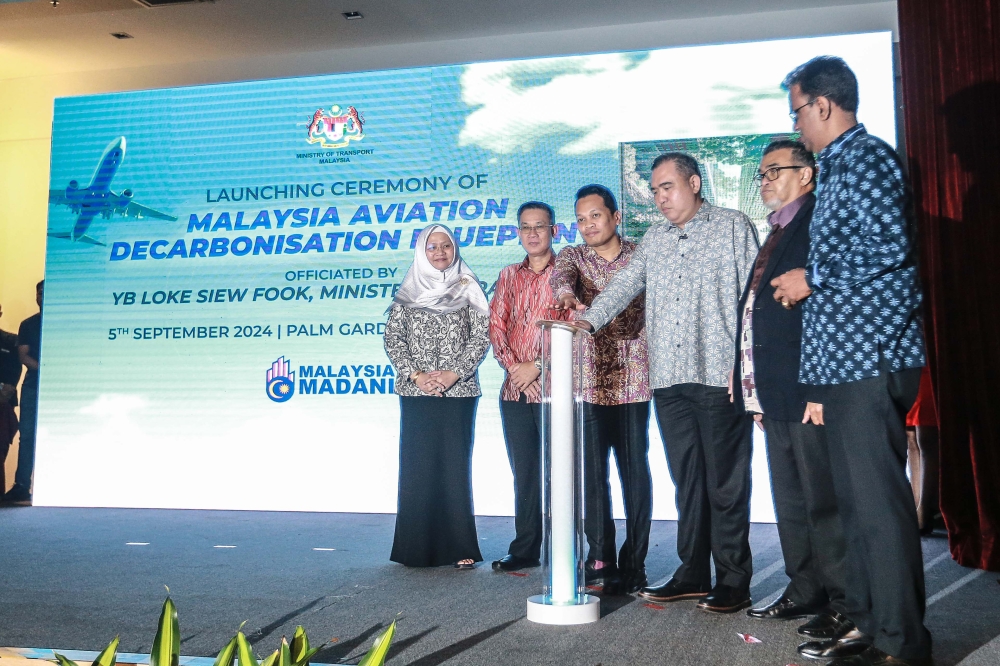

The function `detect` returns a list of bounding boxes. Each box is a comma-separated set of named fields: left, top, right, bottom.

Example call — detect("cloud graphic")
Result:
left=458, top=48, right=788, bottom=156
left=80, top=393, right=148, bottom=419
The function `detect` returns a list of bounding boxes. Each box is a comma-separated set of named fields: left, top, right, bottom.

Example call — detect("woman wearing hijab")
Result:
left=383, top=224, right=491, bottom=568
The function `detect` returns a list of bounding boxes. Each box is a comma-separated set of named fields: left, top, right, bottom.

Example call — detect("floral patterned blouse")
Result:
left=383, top=304, right=491, bottom=397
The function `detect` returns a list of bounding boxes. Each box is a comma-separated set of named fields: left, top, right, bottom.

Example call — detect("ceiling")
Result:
left=0, top=0, right=890, bottom=80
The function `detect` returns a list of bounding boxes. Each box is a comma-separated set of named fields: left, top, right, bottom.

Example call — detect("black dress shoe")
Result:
left=696, top=584, right=752, bottom=614
left=2, top=484, right=31, bottom=503
left=491, top=554, right=540, bottom=572
left=798, top=628, right=873, bottom=661
left=600, top=569, right=647, bottom=596
left=584, top=560, right=617, bottom=584
left=747, top=595, right=818, bottom=620
left=828, top=645, right=934, bottom=666
left=798, top=609, right=855, bottom=638
left=638, top=577, right=710, bottom=602
left=619, top=569, right=648, bottom=594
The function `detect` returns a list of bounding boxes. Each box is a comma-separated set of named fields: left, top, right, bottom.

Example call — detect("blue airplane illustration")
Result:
left=47, top=136, right=176, bottom=246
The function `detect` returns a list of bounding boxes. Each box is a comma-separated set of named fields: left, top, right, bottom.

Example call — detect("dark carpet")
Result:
left=0, top=507, right=996, bottom=665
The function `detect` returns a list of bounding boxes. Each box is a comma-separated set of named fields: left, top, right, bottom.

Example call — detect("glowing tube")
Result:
left=548, top=325, right=576, bottom=604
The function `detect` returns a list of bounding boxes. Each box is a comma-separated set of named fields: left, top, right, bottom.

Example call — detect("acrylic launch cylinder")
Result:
left=527, top=321, right=599, bottom=625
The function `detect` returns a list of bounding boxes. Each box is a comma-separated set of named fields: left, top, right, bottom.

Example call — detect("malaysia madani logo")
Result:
left=266, top=356, right=295, bottom=403
left=306, top=105, right=364, bottom=148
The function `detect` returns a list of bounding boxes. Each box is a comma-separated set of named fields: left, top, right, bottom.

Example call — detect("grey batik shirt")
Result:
left=582, top=203, right=759, bottom=390
left=384, top=304, right=491, bottom=397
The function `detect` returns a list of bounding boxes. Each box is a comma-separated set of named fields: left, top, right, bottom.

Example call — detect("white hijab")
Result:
left=388, top=224, right=489, bottom=315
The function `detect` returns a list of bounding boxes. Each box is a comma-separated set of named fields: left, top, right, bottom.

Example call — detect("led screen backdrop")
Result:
left=36, top=32, right=896, bottom=518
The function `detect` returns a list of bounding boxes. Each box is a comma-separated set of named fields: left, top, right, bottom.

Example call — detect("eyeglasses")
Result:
left=789, top=98, right=817, bottom=122
left=518, top=224, right=551, bottom=235
left=426, top=242, right=453, bottom=252
left=753, top=166, right=804, bottom=186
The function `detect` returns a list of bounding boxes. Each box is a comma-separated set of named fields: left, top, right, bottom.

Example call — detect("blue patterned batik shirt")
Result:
left=801, top=124, right=925, bottom=387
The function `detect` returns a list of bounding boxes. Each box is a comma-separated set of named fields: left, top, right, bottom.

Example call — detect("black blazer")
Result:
left=732, top=194, right=814, bottom=422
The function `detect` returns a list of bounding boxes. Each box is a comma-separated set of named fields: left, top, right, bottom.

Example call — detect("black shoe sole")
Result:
left=796, top=642, right=873, bottom=661
left=492, top=562, right=540, bottom=572
left=697, top=598, right=753, bottom=614
left=638, top=590, right=709, bottom=602
left=748, top=611, right=815, bottom=621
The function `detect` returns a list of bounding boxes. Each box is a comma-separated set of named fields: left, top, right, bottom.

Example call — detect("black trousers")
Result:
left=821, top=367, right=931, bottom=660
left=583, top=401, right=652, bottom=574
left=762, top=417, right=848, bottom=613
left=391, top=396, right=483, bottom=567
left=499, top=395, right=543, bottom=560
left=653, top=384, right=753, bottom=590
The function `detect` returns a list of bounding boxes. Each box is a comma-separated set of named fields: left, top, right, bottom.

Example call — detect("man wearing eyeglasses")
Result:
left=771, top=57, right=929, bottom=666
left=733, top=140, right=849, bottom=647
left=489, top=201, right=567, bottom=572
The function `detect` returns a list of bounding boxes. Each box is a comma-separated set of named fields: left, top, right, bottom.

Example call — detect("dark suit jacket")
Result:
left=732, top=194, right=814, bottom=422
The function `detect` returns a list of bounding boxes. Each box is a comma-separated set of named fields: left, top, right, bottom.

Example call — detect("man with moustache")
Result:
left=566, top=154, right=759, bottom=613
left=489, top=201, right=567, bottom=572
left=551, top=184, right=652, bottom=594
left=772, top=57, right=929, bottom=666
left=733, top=140, right=850, bottom=644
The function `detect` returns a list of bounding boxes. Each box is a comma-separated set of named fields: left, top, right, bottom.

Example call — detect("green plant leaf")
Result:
left=53, top=653, right=79, bottom=666
left=212, top=636, right=238, bottom=666
left=150, top=596, right=180, bottom=666
left=277, top=637, right=292, bottom=666
left=289, top=627, right=308, bottom=666
left=236, top=632, right=259, bottom=666
left=357, top=621, right=396, bottom=666
left=291, top=647, right=320, bottom=666
left=93, top=636, right=120, bottom=666
left=259, top=650, right=278, bottom=666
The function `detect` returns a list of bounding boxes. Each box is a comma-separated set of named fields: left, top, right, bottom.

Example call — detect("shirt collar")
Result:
left=819, top=123, right=867, bottom=162
left=518, top=253, right=555, bottom=273
left=582, top=236, right=628, bottom=263
left=669, top=201, right=711, bottom=232
left=767, top=192, right=814, bottom=229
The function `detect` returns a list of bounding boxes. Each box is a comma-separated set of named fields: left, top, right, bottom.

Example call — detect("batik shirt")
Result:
left=583, top=204, right=759, bottom=390
left=550, top=240, right=651, bottom=406
left=383, top=305, right=491, bottom=397
left=489, top=255, right=568, bottom=402
left=801, top=124, right=925, bottom=386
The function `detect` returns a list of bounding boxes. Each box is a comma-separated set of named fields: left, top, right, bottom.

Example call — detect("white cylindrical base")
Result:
left=526, top=594, right=600, bottom=625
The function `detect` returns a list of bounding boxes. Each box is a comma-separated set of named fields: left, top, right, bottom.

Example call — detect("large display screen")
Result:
left=35, top=32, right=896, bottom=518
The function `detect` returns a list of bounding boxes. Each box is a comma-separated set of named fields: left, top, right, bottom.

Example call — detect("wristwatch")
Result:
left=408, top=370, right=423, bottom=381
left=533, top=358, right=542, bottom=371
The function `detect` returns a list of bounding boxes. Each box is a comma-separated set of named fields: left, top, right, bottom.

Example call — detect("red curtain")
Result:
left=898, top=0, right=1000, bottom=571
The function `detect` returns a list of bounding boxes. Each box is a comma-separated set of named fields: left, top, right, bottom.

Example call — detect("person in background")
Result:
left=905, top=366, right=939, bottom=535
left=489, top=201, right=567, bottom=572
left=4, top=280, right=42, bottom=504
left=734, top=140, right=851, bottom=647
left=383, top=226, right=491, bottom=569
left=772, top=56, right=930, bottom=666
left=0, top=302, right=22, bottom=497
left=551, top=184, right=652, bottom=595
left=569, top=154, right=759, bottom=614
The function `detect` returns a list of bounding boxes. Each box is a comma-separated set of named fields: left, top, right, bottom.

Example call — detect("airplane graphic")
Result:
left=47, top=136, right=177, bottom=246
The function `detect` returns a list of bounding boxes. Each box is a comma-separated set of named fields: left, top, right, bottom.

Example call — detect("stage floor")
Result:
left=0, top=507, right=996, bottom=665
